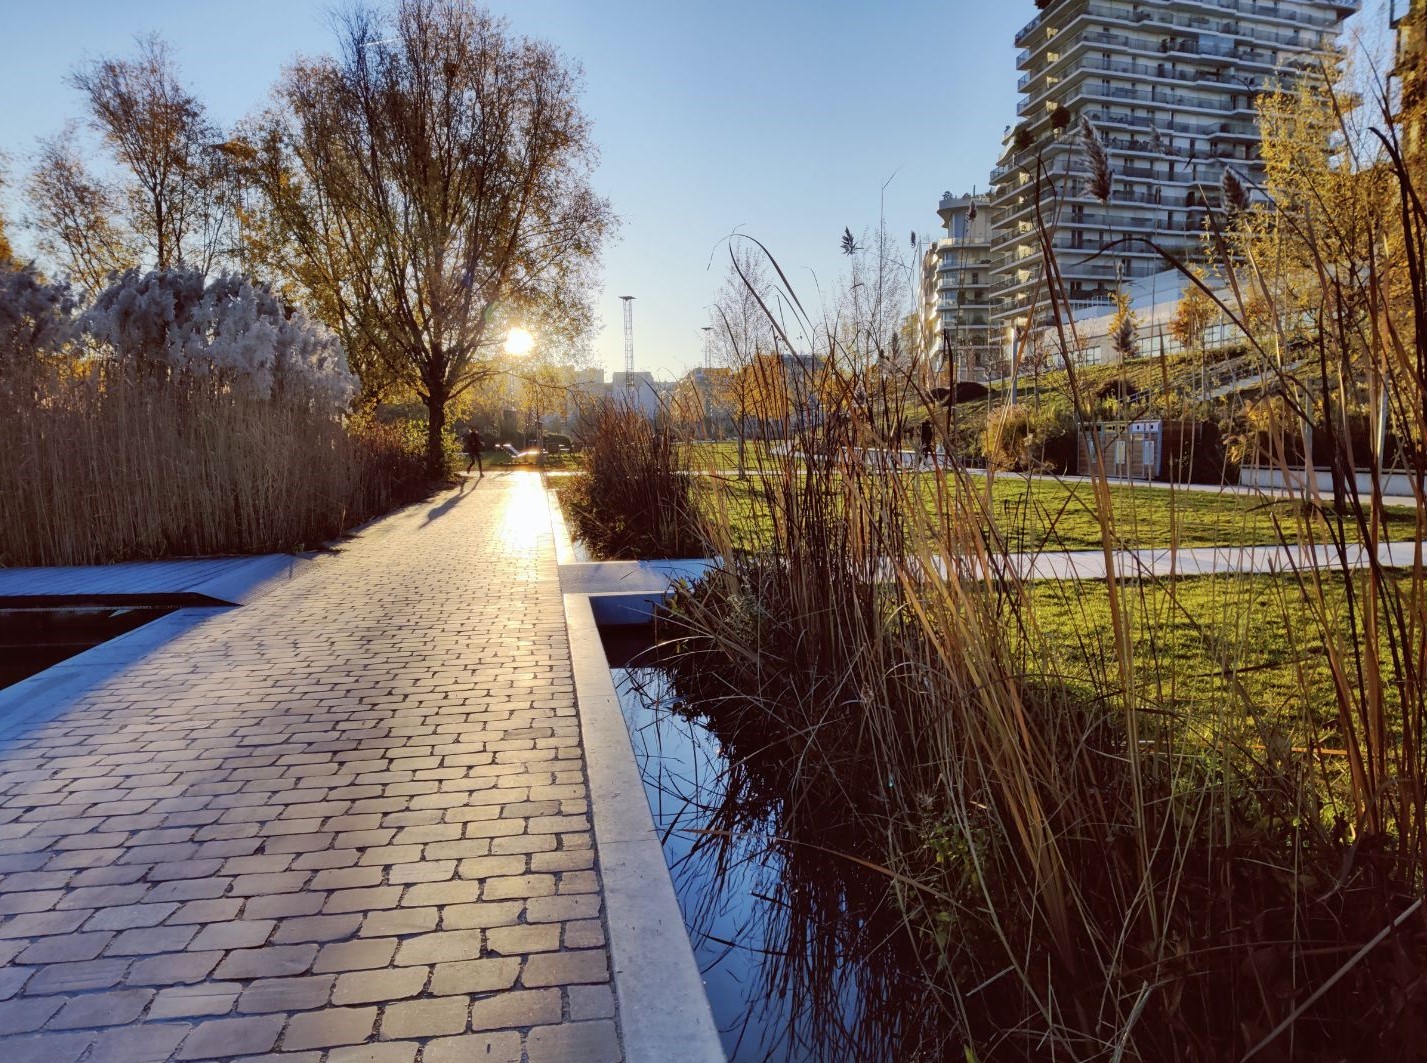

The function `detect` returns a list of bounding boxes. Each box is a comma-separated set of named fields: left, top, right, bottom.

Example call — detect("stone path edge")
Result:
left=545, top=481, right=725, bottom=1062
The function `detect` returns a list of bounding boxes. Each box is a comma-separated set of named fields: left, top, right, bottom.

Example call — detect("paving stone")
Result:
left=0, top=995, right=65, bottom=1034
left=326, top=1044, right=420, bottom=1063
left=189, top=919, right=275, bottom=951
left=84, top=1023, right=190, bottom=1063
left=0, top=909, right=90, bottom=939
left=430, top=957, right=521, bottom=997
left=441, top=901, right=524, bottom=930
left=360, top=907, right=438, bottom=938
left=485, top=923, right=561, bottom=955
left=23, top=957, right=129, bottom=995
left=213, top=944, right=318, bottom=980
left=392, top=929, right=483, bottom=966
left=281, top=1005, right=378, bottom=1050
left=313, top=937, right=399, bottom=973
left=311, top=867, right=384, bottom=891
left=49, top=987, right=154, bottom=1028
left=0, top=966, right=32, bottom=1000
left=332, top=966, right=429, bottom=1006
left=144, top=878, right=231, bottom=903
left=0, top=889, right=64, bottom=914
left=1, top=1031, right=95, bottom=1063
left=148, top=981, right=242, bottom=1019
left=125, top=951, right=222, bottom=986
left=323, top=886, right=403, bottom=914
left=481, top=874, right=555, bottom=900
left=243, top=892, right=326, bottom=920
left=468, top=988, right=562, bottom=1031
left=83, top=902, right=177, bottom=932
left=272, top=913, right=363, bottom=944
left=563, top=919, right=606, bottom=950
left=521, top=950, right=610, bottom=987
left=105, top=924, right=199, bottom=956
left=567, top=983, right=617, bottom=1021
left=167, top=898, right=244, bottom=925
left=174, top=1014, right=284, bottom=1060
left=526, top=1019, right=622, bottom=1063
left=526, top=894, right=600, bottom=923
left=379, top=995, right=469, bottom=1039
left=236, top=974, right=335, bottom=1013
left=423, top=1032, right=522, bottom=1063
left=17, top=931, right=113, bottom=964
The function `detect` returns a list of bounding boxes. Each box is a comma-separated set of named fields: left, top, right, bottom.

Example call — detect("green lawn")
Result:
left=701, top=471, right=1416, bottom=553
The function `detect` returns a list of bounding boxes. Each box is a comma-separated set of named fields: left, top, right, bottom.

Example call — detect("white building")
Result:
left=919, top=192, right=1000, bottom=381
left=1035, top=266, right=1245, bottom=366
left=989, top=0, right=1359, bottom=340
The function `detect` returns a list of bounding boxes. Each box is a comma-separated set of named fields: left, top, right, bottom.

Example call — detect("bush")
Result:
left=562, top=401, right=703, bottom=559
left=983, top=404, right=1036, bottom=470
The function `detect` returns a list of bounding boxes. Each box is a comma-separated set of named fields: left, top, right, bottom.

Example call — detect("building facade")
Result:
left=988, top=0, right=1360, bottom=349
left=919, top=192, right=999, bottom=381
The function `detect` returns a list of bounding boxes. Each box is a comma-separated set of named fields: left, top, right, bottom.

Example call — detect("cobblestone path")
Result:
left=0, top=472, right=621, bottom=1062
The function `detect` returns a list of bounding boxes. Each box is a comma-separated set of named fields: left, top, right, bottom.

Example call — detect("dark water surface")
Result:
left=603, top=626, right=950, bottom=1063
left=0, top=604, right=174, bottom=690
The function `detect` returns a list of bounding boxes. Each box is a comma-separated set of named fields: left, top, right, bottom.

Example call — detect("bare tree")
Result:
left=250, top=0, right=615, bottom=471
left=27, top=127, right=136, bottom=295
left=69, top=35, right=225, bottom=273
left=710, top=244, right=778, bottom=477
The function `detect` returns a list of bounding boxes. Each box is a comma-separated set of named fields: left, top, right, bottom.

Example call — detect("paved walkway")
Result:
left=0, top=472, right=621, bottom=1063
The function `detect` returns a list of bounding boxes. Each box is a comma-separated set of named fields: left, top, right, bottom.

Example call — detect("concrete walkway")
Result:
left=0, top=472, right=620, bottom=1063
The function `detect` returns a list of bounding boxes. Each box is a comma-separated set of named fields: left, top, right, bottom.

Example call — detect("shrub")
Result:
left=983, top=404, right=1036, bottom=469
left=562, top=400, right=703, bottom=559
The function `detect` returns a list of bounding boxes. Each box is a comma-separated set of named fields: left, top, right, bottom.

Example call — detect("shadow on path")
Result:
left=423, top=484, right=475, bottom=525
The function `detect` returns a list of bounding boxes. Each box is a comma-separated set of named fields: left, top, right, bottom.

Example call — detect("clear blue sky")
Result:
left=0, top=0, right=1389, bottom=380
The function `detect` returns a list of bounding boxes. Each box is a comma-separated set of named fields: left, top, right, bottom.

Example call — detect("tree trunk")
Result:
left=425, top=383, right=449, bottom=477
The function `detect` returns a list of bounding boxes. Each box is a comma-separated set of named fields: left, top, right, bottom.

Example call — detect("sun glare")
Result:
left=504, top=327, right=535, bottom=356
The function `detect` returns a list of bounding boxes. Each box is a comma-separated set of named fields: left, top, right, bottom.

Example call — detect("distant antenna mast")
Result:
left=620, top=296, right=636, bottom=388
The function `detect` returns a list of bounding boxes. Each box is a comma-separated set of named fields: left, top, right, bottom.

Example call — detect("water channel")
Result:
left=602, top=626, right=957, bottom=1062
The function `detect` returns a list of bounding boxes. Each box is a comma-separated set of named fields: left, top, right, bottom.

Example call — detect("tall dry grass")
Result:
left=562, top=398, right=704, bottom=560
left=654, top=79, right=1427, bottom=1059
left=0, top=366, right=430, bottom=566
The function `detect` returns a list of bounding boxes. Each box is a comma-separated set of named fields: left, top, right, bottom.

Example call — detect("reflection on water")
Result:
left=608, top=629, right=956, bottom=1063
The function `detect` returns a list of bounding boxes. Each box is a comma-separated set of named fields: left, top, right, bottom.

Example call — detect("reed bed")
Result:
left=0, top=366, right=431, bottom=566
left=632, top=82, right=1427, bottom=1059
left=562, top=398, right=704, bottom=560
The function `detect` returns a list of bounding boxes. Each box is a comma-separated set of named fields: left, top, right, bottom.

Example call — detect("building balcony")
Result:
left=1075, top=27, right=1291, bottom=69
left=1080, top=107, right=1258, bottom=139
left=1014, top=12, right=1044, bottom=48
left=1021, top=79, right=1254, bottom=119
left=1177, top=0, right=1358, bottom=32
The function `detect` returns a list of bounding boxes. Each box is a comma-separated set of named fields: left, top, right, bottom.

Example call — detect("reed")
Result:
left=562, top=398, right=704, bottom=559
left=653, top=74, right=1427, bottom=1058
left=0, top=365, right=430, bottom=566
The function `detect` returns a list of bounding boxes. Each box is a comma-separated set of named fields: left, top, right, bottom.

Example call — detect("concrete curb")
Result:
left=543, top=479, right=725, bottom=1062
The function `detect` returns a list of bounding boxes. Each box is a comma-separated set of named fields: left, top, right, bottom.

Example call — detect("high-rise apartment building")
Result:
left=989, top=0, right=1360, bottom=348
left=918, top=192, right=999, bottom=382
